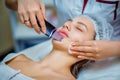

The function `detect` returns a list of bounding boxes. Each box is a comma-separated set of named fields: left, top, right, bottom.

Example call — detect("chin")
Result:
left=52, top=38, right=72, bottom=51
left=52, top=37, right=71, bottom=45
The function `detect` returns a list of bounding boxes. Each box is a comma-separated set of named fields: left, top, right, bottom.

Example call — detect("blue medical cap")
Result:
left=80, top=14, right=113, bottom=40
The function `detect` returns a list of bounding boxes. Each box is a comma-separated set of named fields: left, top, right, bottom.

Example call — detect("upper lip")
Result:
left=58, top=30, right=68, bottom=37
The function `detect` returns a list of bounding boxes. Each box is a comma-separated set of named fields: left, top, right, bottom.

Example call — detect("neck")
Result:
left=38, top=49, right=78, bottom=75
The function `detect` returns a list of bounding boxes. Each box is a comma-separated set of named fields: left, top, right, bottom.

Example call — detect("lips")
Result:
left=58, top=30, right=69, bottom=37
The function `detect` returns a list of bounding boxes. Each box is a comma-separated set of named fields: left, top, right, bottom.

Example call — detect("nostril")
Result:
left=66, top=24, right=71, bottom=31
left=63, top=23, right=71, bottom=31
left=66, top=25, right=69, bottom=30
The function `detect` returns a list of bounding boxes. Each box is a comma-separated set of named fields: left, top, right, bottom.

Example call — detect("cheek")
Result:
left=69, top=32, right=86, bottom=42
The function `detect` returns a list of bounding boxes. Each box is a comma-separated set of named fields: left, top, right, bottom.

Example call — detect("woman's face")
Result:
left=52, top=16, right=95, bottom=51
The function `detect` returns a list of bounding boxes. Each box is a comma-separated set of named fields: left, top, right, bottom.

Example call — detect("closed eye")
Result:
left=76, top=26, right=83, bottom=32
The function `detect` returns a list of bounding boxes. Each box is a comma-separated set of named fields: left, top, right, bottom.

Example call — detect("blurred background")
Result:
left=0, top=0, right=58, bottom=60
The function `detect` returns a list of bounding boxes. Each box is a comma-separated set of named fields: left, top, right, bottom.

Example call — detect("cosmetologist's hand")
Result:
left=17, top=0, right=46, bottom=34
left=70, top=40, right=120, bottom=60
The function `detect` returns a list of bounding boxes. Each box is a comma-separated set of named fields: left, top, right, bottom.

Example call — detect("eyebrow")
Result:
left=68, top=19, right=88, bottom=30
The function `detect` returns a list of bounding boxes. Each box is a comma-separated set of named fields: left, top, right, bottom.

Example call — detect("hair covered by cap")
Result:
left=71, top=14, right=114, bottom=79
left=80, top=14, right=113, bottom=40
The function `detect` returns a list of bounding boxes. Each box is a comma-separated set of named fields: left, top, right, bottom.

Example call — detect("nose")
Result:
left=63, top=22, right=71, bottom=31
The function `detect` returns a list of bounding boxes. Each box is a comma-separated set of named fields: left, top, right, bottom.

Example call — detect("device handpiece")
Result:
left=37, top=20, right=63, bottom=41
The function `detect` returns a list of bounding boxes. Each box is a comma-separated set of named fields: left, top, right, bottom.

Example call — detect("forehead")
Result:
left=73, top=16, right=90, bottom=22
left=73, top=16, right=94, bottom=27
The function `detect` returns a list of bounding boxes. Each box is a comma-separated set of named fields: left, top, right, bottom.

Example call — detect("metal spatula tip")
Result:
left=52, top=31, right=63, bottom=41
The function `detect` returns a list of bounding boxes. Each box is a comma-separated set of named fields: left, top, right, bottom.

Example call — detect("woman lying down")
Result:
left=0, top=14, right=113, bottom=80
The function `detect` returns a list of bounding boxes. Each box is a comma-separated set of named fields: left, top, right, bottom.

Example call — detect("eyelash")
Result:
left=76, top=27, right=83, bottom=32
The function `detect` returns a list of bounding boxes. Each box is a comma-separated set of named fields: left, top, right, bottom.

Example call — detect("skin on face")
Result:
left=52, top=16, right=95, bottom=52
